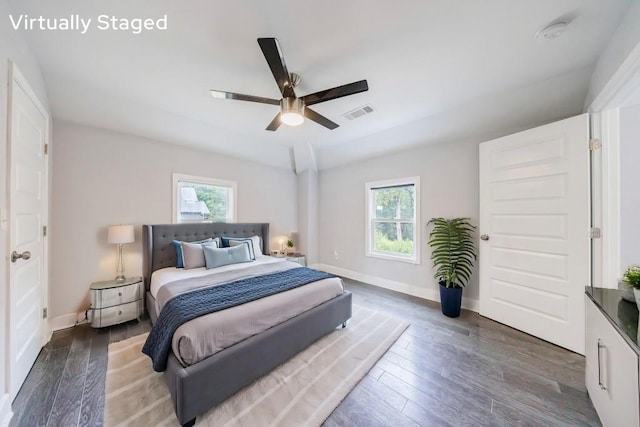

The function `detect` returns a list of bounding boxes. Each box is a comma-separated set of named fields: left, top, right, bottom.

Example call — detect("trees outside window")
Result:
left=172, top=174, right=237, bottom=223
left=366, top=177, right=420, bottom=263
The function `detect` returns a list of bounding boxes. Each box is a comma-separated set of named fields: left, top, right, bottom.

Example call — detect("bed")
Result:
left=142, top=223, right=352, bottom=426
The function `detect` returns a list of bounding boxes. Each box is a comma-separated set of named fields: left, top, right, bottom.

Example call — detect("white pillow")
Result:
left=181, top=240, right=218, bottom=269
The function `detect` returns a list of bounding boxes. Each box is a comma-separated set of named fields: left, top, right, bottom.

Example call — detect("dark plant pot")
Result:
left=439, top=282, right=463, bottom=318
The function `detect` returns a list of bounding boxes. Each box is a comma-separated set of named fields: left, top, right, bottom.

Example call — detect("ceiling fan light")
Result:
left=280, top=97, right=305, bottom=126
left=281, top=112, right=304, bottom=126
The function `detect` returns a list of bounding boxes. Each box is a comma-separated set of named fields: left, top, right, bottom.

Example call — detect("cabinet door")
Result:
left=585, top=298, right=640, bottom=427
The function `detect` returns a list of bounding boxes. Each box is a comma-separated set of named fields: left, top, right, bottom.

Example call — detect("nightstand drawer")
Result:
left=286, top=255, right=306, bottom=266
left=91, top=281, right=142, bottom=308
left=92, top=300, right=142, bottom=328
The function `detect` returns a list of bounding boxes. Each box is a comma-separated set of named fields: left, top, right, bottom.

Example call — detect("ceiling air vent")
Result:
left=342, top=104, right=375, bottom=120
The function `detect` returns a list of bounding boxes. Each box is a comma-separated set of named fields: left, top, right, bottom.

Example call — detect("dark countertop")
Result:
left=587, top=287, right=640, bottom=355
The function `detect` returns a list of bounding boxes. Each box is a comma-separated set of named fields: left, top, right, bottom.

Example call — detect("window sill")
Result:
left=366, top=251, right=419, bottom=265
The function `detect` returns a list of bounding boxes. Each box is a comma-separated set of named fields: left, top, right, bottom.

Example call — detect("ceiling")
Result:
left=8, top=0, right=632, bottom=170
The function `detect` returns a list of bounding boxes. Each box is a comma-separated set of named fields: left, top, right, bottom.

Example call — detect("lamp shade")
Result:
left=107, top=225, right=135, bottom=244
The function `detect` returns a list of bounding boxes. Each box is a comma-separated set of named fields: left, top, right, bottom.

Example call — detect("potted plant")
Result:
left=619, top=273, right=636, bottom=303
left=623, top=265, right=640, bottom=310
left=427, top=217, right=477, bottom=317
left=286, top=239, right=295, bottom=255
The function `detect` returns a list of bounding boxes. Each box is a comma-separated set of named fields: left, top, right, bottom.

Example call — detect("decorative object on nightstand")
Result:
left=287, top=231, right=298, bottom=255
left=90, top=276, right=143, bottom=328
left=108, top=224, right=135, bottom=282
left=286, top=254, right=306, bottom=266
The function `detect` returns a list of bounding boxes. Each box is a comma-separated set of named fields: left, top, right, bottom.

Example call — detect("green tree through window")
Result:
left=173, top=174, right=236, bottom=223
left=366, top=178, right=420, bottom=262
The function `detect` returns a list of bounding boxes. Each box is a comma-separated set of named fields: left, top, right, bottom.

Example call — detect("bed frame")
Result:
left=142, top=223, right=352, bottom=426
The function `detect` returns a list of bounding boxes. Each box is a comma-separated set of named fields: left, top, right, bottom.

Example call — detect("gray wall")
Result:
left=620, top=104, right=640, bottom=271
left=51, top=121, right=297, bottom=322
left=317, top=138, right=480, bottom=307
left=0, top=0, right=50, bottom=414
left=297, top=169, right=319, bottom=264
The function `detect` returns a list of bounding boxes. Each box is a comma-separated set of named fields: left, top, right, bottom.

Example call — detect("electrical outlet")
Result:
left=333, top=249, right=339, bottom=260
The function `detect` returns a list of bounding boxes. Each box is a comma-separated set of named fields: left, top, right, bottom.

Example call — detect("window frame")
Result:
left=172, top=173, right=237, bottom=224
left=365, top=176, right=420, bottom=264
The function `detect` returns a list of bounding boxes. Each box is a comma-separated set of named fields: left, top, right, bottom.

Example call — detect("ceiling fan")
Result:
left=210, top=37, right=369, bottom=131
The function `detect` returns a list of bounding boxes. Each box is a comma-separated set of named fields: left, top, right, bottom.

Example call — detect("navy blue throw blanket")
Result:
left=142, top=267, right=334, bottom=372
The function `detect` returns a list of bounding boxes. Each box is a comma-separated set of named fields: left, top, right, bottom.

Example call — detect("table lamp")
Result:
left=108, top=225, right=135, bottom=282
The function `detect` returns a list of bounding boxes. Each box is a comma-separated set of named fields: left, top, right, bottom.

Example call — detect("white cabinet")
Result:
left=585, top=297, right=639, bottom=427
left=90, top=277, right=143, bottom=328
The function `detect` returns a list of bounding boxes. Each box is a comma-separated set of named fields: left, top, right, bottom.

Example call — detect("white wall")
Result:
left=0, top=1, right=50, bottom=421
left=316, top=138, right=480, bottom=309
left=297, top=170, right=319, bottom=264
left=585, top=0, right=640, bottom=108
left=619, top=104, right=640, bottom=271
left=51, top=121, right=297, bottom=326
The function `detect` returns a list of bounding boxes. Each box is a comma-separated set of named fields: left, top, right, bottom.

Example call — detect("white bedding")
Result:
left=150, top=258, right=344, bottom=366
left=150, top=254, right=285, bottom=299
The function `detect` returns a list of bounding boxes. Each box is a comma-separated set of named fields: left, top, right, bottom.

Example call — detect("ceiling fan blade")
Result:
left=210, top=90, right=280, bottom=105
left=257, top=38, right=295, bottom=98
left=266, top=113, right=282, bottom=131
left=301, top=80, right=369, bottom=106
left=304, top=107, right=339, bottom=130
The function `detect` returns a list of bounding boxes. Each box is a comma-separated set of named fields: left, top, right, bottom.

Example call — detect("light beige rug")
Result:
left=104, top=306, right=408, bottom=427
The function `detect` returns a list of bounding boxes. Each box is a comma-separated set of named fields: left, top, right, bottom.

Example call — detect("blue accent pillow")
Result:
left=229, top=240, right=256, bottom=260
left=203, top=244, right=252, bottom=269
left=172, top=237, right=215, bottom=268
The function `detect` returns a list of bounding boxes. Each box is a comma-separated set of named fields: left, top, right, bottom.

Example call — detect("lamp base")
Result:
left=115, top=275, right=126, bottom=283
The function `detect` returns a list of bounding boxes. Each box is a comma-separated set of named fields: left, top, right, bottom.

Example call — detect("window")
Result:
left=365, top=177, right=420, bottom=263
left=172, top=174, right=237, bottom=223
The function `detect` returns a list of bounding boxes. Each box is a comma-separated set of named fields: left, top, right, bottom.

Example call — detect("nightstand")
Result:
left=286, top=254, right=306, bottom=266
left=90, top=277, right=143, bottom=328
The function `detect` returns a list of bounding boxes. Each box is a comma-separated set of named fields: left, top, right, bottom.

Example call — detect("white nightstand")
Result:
left=286, top=254, right=306, bottom=266
left=90, top=277, right=143, bottom=328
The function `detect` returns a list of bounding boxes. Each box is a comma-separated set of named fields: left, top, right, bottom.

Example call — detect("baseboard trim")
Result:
left=49, top=313, right=77, bottom=331
left=312, top=263, right=479, bottom=312
left=0, top=394, right=13, bottom=427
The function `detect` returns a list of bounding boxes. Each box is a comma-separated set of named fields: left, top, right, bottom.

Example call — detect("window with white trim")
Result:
left=366, top=177, right=420, bottom=263
left=172, top=174, right=237, bottom=223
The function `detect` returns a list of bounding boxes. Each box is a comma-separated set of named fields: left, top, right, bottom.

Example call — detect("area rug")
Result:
left=104, top=306, right=409, bottom=426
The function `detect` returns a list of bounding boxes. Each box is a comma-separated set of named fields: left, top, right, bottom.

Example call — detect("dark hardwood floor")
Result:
left=10, top=279, right=600, bottom=426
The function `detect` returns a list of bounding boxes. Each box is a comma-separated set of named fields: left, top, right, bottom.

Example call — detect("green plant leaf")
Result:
left=426, top=217, right=477, bottom=288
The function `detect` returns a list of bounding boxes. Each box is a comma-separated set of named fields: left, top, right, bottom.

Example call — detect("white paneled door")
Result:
left=8, top=64, right=49, bottom=397
left=479, top=114, right=589, bottom=355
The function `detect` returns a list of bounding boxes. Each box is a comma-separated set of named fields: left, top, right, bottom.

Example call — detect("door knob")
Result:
left=11, top=251, right=31, bottom=263
left=480, top=234, right=490, bottom=241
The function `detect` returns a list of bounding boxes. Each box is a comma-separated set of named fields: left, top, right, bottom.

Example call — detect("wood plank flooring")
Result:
left=10, top=279, right=600, bottom=426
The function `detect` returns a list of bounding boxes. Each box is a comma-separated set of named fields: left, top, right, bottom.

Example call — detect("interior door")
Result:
left=8, top=63, right=48, bottom=397
left=479, top=113, right=589, bottom=355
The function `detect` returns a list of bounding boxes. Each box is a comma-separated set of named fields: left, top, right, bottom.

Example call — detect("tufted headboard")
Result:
left=142, top=223, right=270, bottom=290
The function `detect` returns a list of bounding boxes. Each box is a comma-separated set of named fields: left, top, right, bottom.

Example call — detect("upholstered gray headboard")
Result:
left=142, top=223, right=270, bottom=290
